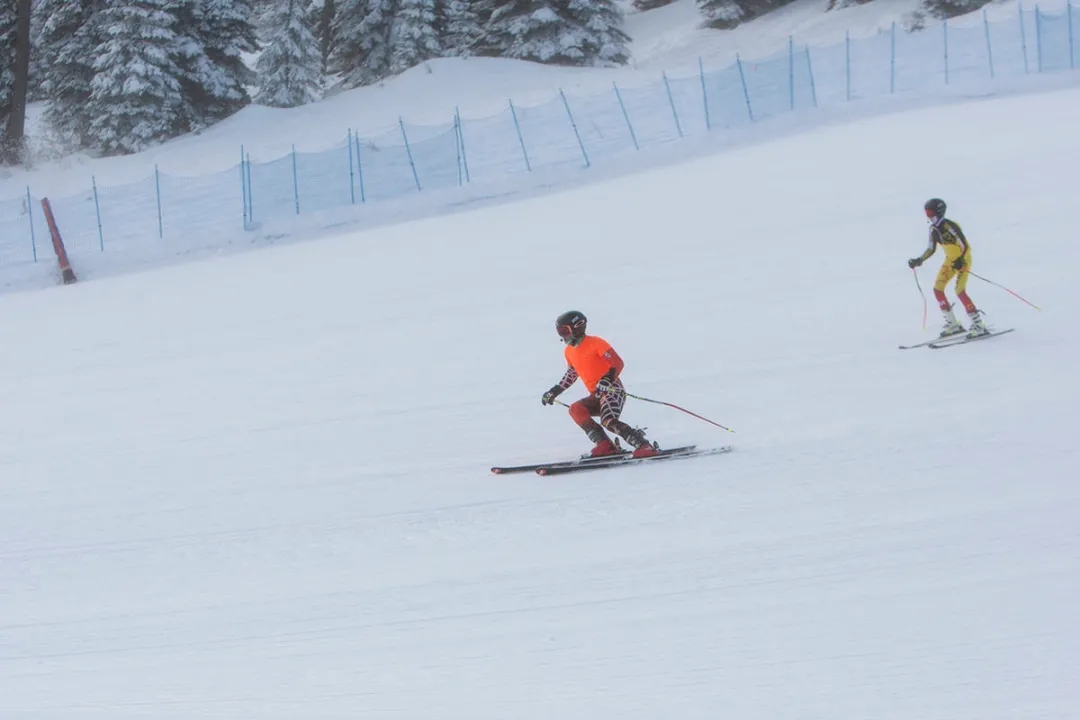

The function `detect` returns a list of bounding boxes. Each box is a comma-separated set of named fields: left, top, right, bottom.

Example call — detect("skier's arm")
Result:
left=542, top=366, right=578, bottom=406
left=952, top=222, right=970, bottom=265
left=909, top=234, right=937, bottom=268
left=595, top=347, right=625, bottom=394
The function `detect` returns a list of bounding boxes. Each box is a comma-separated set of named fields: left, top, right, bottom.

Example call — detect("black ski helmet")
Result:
left=924, top=198, right=947, bottom=220
left=556, top=310, right=587, bottom=346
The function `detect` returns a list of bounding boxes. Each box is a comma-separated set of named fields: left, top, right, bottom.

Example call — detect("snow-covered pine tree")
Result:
left=37, top=0, right=102, bottom=147
left=567, top=0, right=629, bottom=66
left=255, top=0, right=322, bottom=107
left=697, top=0, right=795, bottom=30
left=0, top=0, right=16, bottom=124
left=484, top=0, right=628, bottom=66
left=170, top=0, right=257, bottom=130
left=314, top=0, right=336, bottom=73
left=86, top=0, right=186, bottom=155
left=390, top=0, right=440, bottom=74
left=438, top=0, right=482, bottom=57
left=922, top=0, right=991, bottom=19
left=632, top=0, right=677, bottom=10
left=330, top=0, right=395, bottom=87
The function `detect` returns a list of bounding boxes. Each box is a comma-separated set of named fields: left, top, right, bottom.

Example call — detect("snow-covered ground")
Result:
left=1, top=71, right=1078, bottom=718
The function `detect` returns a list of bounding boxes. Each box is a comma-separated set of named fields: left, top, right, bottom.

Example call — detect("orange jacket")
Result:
left=563, top=335, right=624, bottom=392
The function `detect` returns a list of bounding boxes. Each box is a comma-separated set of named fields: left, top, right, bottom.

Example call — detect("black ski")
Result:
left=492, top=445, right=698, bottom=475
left=929, top=328, right=1014, bottom=349
left=535, top=445, right=733, bottom=476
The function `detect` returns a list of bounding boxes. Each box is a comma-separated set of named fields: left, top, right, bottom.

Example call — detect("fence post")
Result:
left=455, top=107, right=471, bottom=183
left=1070, top=0, right=1075, bottom=69
left=559, top=90, right=590, bottom=168
left=698, top=57, right=711, bottom=131
left=1036, top=5, right=1043, bottom=72
left=805, top=46, right=818, bottom=108
left=352, top=131, right=366, bottom=203
left=1020, top=2, right=1030, bottom=73
left=508, top=99, right=532, bottom=171
left=612, top=82, right=639, bottom=150
left=845, top=31, right=851, bottom=101
left=26, top=186, right=36, bottom=262
left=453, top=115, right=463, bottom=185
left=788, top=36, right=795, bottom=110
left=736, top=54, right=754, bottom=121
left=245, top=152, right=253, bottom=223
left=890, top=21, right=896, bottom=94
left=399, top=118, right=422, bottom=191
left=661, top=72, right=683, bottom=138
left=944, top=19, right=950, bottom=84
left=984, top=9, right=996, bottom=78
left=347, top=130, right=356, bottom=204
left=154, top=165, right=163, bottom=238
left=291, top=145, right=300, bottom=213
left=239, top=144, right=248, bottom=227
left=91, top=176, right=104, bottom=251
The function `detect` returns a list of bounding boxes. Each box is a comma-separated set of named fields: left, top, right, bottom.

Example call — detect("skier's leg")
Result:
left=598, top=383, right=658, bottom=456
left=934, top=264, right=964, bottom=336
left=569, top=396, right=617, bottom=454
left=955, top=259, right=987, bottom=334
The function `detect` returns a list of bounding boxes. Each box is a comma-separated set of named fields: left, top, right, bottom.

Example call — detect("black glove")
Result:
left=952, top=257, right=966, bottom=270
left=595, top=369, right=617, bottom=395
left=908, top=257, right=923, bottom=269
left=541, top=386, right=562, bottom=406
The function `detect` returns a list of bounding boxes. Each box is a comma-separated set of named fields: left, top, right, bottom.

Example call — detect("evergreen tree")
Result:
left=86, top=0, right=186, bottom=154
left=923, top=0, right=991, bottom=19
left=38, top=0, right=102, bottom=147
left=315, top=0, right=337, bottom=73
left=390, top=0, right=439, bottom=74
left=632, top=0, right=677, bottom=10
left=172, top=0, right=258, bottom=129
left=697, top=0, right=795, bottom=29
left=485, top=0, right=628, bottom=66
left=438, top=0, right=482, bottom=57
left=0, top=1, right=16, bottom=125
left=255, top=0, right=322, bottom=107
left=330, top=0, right=394, bottom=87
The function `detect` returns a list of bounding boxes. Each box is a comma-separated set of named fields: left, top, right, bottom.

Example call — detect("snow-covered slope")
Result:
left=2, top=83, right=1077, bottom=718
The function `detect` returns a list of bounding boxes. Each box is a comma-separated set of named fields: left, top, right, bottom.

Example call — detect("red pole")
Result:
left=40, top=197, right=76, bottom=284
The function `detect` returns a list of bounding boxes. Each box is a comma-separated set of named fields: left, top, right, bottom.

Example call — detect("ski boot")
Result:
left=589, top=438, right=620, bottom=457
left=624, top=427, right=660, bottom=459
left=966, top=309, right=989, bottom=338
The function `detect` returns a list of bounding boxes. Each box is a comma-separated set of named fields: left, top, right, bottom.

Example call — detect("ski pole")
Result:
left=962, top=269, right=1041, bottom=311
left=912, top=268, right=927, bottom=330
left=624, top=392, right=735, bottom=433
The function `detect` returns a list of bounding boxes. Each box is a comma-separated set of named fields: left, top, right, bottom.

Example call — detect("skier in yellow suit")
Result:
left=908, top=198, right=988, bottom=339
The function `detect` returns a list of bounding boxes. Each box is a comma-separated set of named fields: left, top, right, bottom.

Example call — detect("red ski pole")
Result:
left=912, top=268, right=927, bottom=330
left=963, top=269, right=1041, bottom=311
left=625, top=392, right=735, bottom=433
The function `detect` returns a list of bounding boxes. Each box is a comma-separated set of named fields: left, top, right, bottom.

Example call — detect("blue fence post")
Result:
left=788, top=36, right=795, bottom=110
left=805, top=46, right=818, bottom=108
left=736, top=54, right=754, bottom=121
left=1020, top=2, right=1030, bottom=74
left=26, top=186, right=36, bottom=262
left=661, top=72, right=683, bottom=138
left=347, top=130, right=356, bottom=204
left=239, top=144, right=248, bottom=227
left=352, top=131, right=366, bottom=203
left=455, top=107, right=471, bottom=183
left=453, top=115, right=463, bottom=185
left=508, top=99, right=532, bottom=172
left=399, top=117, right=422, bottom=191
left=1070, top=0, right=1075, bottom=69
left=245, top=152, right=253, bottom=223
left=559, top=90, right=590, bottom=168
left=698, top=57, right=711, bottom=131
left=291, top=145, right=300, bottom=213
left=845, top=31, right=851, bottom=101
left=984, top=9, right=996, bottom=78
left=612, top=82, right=639, bottom=151
left=944, top=19, right=950, bottom=84
left=890, top=21, right=896, bottom=94
left=154, top=165, right=163, bottom=238
left=92, top=176, right=104, bottom=251
left=1036, top=5, right=1043, bottom=73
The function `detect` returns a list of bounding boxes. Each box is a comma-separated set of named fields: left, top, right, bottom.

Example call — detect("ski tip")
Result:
left=536, top=467, right=550, bottom=476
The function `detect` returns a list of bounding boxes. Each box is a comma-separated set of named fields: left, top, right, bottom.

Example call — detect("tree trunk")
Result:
left=2, top=0, right=31, bottom=164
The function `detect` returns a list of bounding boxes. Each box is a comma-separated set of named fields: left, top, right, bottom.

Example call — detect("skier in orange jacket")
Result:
left=541, top=311, right=660, bottom=458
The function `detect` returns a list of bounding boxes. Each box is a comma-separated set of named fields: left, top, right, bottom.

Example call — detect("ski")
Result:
left=535, top=445, right=733, bottom=476
left=929, top=327, right=1014, bottom=349
left=899, top=333, right=967, bottom=350
left=491, top=450, right=633, bottom=475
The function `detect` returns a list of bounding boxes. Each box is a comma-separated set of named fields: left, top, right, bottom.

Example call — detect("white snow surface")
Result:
left=1, top=80, right=1078, bottom=717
